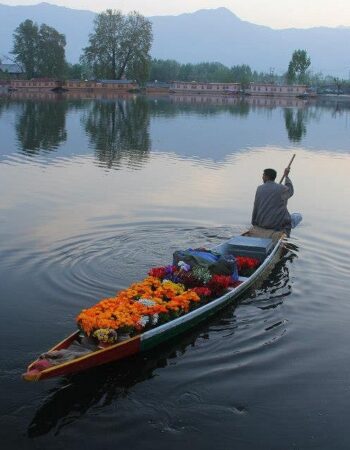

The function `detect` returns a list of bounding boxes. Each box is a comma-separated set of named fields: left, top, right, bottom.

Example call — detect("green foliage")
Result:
left=286, top=49, right=311, bottom=84
left=333, top=77, right=344, bottom=94
left=231, top=64, right=252, bottom=88
left=12, top=20, right=39, bottom=79
left=12, top=19, right=66, bottom=79
left=149, top=60, right=233, bottom=83
left=192, top=267, right=212, bottom=284
left=66, top=63, right=83, bottom=80
left=149, top=59, right=181, bottom=82
left=82, top=9, right=153, bottom=81
left=37, top=24, right=66, bottom=78
left=148, top=60, right=291, bottom=86
left=65, top=63, right=93, bottom=80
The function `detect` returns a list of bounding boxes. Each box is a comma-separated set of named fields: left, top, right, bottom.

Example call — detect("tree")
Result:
left=82, top=9, right=153, bottom=81
left=12, top=19, right=67, bottom=78
left=287, top=50, right=311, bottom=84
left=12, top=19, right=39, bottom=78
left=231, top=65, right=252, bottom=89
left=37, top=24, right=66, bottom=78
left=149, top=59, right=181, bottom=82
left=333, top=77, right=344, bottom=95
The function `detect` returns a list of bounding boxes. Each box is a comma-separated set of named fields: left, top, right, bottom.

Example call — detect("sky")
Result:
left=1, top=0, right=350, bottom=29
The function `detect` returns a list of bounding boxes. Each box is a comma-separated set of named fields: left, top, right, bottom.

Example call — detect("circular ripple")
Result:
left=8, top=222, right=244, bottom=311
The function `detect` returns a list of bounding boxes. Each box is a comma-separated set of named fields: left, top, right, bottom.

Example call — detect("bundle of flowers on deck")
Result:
left=76, top=251, right=260, bottom=346
left=149, top=262, right=240, bottom=298
left=77, top=276, right=201, bottom=344
left=235, top=256, right=260, bottom=277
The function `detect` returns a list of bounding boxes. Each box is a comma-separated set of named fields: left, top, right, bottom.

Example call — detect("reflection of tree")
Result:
left=16, top=100, right=68, bottom=154
left=0, top=97, right=12, bottom=116
left=83, top=97, right=151, bottom=169
left=284, top=108, right=307, bottom=142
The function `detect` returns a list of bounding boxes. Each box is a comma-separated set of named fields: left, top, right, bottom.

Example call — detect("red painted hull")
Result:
left=23, top=333, right=141, bottom=381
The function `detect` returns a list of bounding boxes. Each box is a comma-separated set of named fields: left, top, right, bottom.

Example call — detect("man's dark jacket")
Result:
left=252, top=177, right=294, bottom=231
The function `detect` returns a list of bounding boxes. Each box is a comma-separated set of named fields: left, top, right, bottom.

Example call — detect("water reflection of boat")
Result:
left=23, top=235, right=287, bottom=381
left=3, top=90, right=137, bottom=101
left=171, top=94, right=313, bottom=108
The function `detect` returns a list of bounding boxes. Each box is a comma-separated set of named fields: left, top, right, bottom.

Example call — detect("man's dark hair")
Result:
left=264, top=168, right=277, bottom=181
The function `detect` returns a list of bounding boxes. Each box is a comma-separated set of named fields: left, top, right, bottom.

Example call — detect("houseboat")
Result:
left=7, top=79, right=138, bottom=93
left=170, top=81, right=240, bottom=95
left=247, top=83, right=308, bottom=97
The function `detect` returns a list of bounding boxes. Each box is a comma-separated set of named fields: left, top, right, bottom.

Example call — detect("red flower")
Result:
left=207, top=275, right=235, bottom=296
left=148, top=267, right=167, bottom=279
left=236, top=256, right=260, bottom=272
left=192, top=287, right=212, bottom=298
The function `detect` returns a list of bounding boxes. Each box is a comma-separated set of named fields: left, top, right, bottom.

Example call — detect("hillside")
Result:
left=0, top=3, right=349, bottom=76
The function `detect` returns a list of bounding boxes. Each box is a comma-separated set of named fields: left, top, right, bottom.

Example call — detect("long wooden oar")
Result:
left=279, top=154, right=296, bottom=184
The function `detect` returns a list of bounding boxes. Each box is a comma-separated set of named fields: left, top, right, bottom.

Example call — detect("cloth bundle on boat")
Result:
left=173, top=248, right=239, bottom=280
left=29, top=338, right=97, bottom=372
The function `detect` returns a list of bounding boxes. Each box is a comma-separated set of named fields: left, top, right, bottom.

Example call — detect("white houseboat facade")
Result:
left=9, top=79, right=138, bottom=92
left=247, top=83, right=307, bottom=96
left=170, top=81, right=241, bottom=94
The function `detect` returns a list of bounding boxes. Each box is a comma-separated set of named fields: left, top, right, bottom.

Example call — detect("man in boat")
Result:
left=249, top=167, right=300, bottom=240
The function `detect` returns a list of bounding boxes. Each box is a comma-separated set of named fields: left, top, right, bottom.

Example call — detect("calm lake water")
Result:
left=0, top=92, right=350, bottom=450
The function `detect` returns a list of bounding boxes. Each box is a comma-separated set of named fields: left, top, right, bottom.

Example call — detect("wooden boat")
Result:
left=22, top=234, right=285, bottom=381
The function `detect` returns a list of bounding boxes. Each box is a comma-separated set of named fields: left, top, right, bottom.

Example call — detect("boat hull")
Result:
left=23, top=237, right=284, bottom=381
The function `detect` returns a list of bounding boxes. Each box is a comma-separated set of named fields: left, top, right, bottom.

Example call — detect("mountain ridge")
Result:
left=0, top=2, right=348, bottom=76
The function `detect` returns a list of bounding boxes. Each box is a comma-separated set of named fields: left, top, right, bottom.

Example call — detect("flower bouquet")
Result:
left=76, top=252, right=259, bottom=346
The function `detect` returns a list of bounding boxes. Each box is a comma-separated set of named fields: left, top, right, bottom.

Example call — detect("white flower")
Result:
left=138, top=315, right=150, bottom=327
left=137, top=298, right=156, bottom=307
left=151, top=314, right=159, bottom=325
left=178, top=260, right=191, bottom=272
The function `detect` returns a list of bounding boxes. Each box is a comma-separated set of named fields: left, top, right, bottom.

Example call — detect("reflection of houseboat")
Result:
left=171, top=93, right=312, bottom=108
left=170, top=81, right=240, bottom=95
